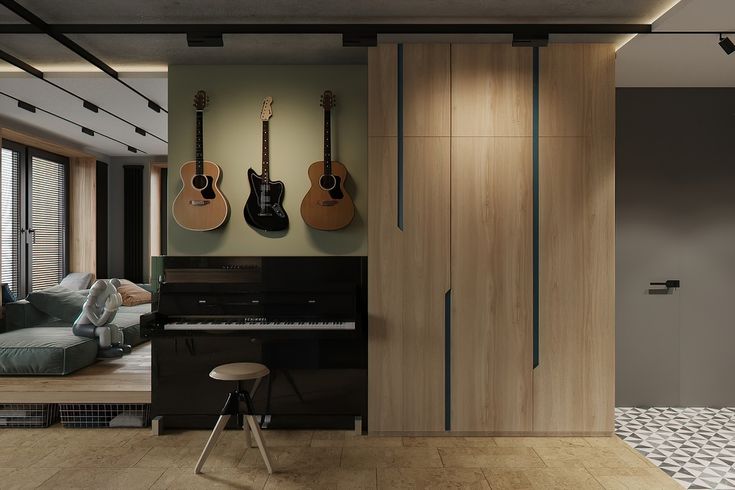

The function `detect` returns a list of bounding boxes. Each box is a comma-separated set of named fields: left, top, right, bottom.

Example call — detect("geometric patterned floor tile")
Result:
left=617, top=407, right=735, bottom=489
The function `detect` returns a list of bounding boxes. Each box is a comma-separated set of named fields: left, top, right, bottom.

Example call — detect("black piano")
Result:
left=141, top=256, right=367, bottom=431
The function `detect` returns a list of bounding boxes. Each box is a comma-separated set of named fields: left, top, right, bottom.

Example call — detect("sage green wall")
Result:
left=167, top=65, right=367, bottom=256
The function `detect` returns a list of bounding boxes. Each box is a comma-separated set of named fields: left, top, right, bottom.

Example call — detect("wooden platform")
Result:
left=0, top=343, right=151, bottom=404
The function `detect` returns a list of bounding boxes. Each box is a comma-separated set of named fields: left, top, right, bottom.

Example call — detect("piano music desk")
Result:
left=0, top=343, right=151, bottom=404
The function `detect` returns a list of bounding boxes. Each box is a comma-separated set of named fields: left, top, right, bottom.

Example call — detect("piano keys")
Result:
left=142, top=256, right=367, bottom=431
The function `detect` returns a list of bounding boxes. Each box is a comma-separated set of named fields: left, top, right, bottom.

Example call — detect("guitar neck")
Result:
left=323, top=109, right=332, bottom=176
left=195, top=110, right=204, bottom=175
left=262, top=120, right=270, bottom=182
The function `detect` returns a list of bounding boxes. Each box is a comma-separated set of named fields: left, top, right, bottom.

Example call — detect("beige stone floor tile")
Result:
left=240, top=446, right=342, bottom=472
left=403, top=436, right=497, bottom=448
left=265, top=467, right=377, bottom=489
left=35, top=444, right=150, bottom=468
left=38, top=467, right=165, bottom=489
left=585, top=436, right=636, bottom=450
left=533, top=446, right=650, bottom=469
left=439, top=447, right=546, bottom=469
left=125, top=428, right=211, bottom=448
left=0, top=445, right=56, bottom=468
left=152, top=466, right=269, bottom=489
left=587, top=466, right=682, bottom=490
left=483, top=468, right=604, bottom=489
left=341, top=447, right=444, bottom=469
left=379, top=467, right=491, bottom=489
left=136, top=443, right=246, bottom=470
left=341, top=435, right=403, bottom=447
left=494, top=437, right=591, bottom=448
left=0, top=467, right=60, bottom=489
left=258, top=430, right=314, bottom=447
left=312, top=430, right=353, bottom=441
left=0, top=428, right=56, bottom=448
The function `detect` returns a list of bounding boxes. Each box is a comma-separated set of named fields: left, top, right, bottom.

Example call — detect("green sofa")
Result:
left=0, top=292, right=151, bottom=376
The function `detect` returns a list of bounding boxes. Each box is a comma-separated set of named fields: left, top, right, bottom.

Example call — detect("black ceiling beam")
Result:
left=0, top=0, right=167, bottom=113
left=0, top=47, right=167, bottom=144
left=0, top=22, right=653, bottom=35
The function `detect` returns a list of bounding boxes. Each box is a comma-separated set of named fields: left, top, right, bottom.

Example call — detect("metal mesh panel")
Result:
left=59, top=403, right=151, bottom=428
left=0, top=403, right=59, bottom=428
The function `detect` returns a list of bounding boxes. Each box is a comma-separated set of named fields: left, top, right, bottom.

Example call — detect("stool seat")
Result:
left=209, top=362, right=270, bottom=381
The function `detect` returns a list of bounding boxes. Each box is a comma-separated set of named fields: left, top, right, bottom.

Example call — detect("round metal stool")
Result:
left=195, top=362, right=273, bottom=474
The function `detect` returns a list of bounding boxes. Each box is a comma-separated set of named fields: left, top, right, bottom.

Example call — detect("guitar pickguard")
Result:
left=200, top=175, right=215, bottom=199
left=328, top=176, right=344, bottom=200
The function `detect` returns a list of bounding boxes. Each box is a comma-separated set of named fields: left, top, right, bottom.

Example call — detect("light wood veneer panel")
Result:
left=535, top=44, right=615, bottom=433
left=403, top=44, right=451, bottom=137
left=368, top=137, right=450, bottom=432
left=69, top=156, right=96, bottom=277
left=368, top=45, right=397, bottom=137
left=451, top=137, right=533, bottom=432
left=451, top=45, right=533, bottom=137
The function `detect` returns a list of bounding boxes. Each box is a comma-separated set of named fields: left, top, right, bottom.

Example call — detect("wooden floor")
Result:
left=0, top=343, right=151, bottom=404
left=0, top=427, right=678, bottom=489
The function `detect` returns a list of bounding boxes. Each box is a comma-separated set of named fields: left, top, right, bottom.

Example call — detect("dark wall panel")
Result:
left=95, top=161, right=108, bottom=279
left=123, top=165, right=144, bottom=283
left=617, top=88, right=735, bottom=406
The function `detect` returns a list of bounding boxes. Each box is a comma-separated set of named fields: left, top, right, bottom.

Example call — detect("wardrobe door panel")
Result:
left=534, top=44, right=615, bottom=434
left=451, top=137, right=533, bottom=432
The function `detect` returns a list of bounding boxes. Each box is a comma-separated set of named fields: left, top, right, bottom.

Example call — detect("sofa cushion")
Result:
left=26, top=286, right=86, bottom=323
left=59, top=272, right=93, bottom=291
left=0, top=328, right=97, bottom=375
left=118, top=280, right=152, bottom=306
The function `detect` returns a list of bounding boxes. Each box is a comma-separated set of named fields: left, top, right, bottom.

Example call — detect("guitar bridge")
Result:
left=189, top=200, right=211, bottom=206
left=318, top=200, right=338, bottom=207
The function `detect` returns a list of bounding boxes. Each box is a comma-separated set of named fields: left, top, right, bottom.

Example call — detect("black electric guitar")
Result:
left=244, top=97, right=289, bottom=231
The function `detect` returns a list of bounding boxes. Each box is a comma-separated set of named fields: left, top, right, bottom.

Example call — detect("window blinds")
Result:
left=1, top=148, right=19, bottom=297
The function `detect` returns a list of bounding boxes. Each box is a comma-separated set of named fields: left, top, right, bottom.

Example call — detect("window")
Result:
left=1, top=141, right=68, bottom=298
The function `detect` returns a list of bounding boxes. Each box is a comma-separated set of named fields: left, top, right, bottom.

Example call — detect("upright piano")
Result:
left=141, top=256, right=367, bottom=430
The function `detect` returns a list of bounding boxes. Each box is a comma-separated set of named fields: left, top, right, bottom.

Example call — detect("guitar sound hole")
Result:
left=319, top=174, right=337, bottom=191
left=192, top=174, right=208, bottom=190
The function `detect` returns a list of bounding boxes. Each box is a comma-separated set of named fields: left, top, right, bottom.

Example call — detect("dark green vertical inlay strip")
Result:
left=397, top=44, right=404, bottom=230
left=532, top=46, right=540, bottom=369
left=444, top=288, right=451, bottom=431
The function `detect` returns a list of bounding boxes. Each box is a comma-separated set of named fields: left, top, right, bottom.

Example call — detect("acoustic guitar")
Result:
left=244, top=97, right=289, bottom=231
left=172, top=90, right=229, bottom=231
left=300, top=90, right=355, bottom=231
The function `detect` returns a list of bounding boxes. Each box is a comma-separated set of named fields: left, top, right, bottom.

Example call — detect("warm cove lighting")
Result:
left=0, top=63, right=168, bottom=73
left=615, top=0, right=685, bottom=51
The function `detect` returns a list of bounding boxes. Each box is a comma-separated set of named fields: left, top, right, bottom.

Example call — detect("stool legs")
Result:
left=244, top=377, right=263, bottom=449
left=195, top=414, right=230, bottom=474
left=195, top=386, right=273, bottom=475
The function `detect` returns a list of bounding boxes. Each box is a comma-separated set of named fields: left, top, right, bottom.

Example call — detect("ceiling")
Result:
left=616, top=0, right=735, bottom=86
left=0, top=0, right=732, bottom=157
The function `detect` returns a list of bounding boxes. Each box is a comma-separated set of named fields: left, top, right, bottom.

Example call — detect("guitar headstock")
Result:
left=260, top=96, right=273, bottom=121
left=193, top=90, right=209, bottom=111
left=320, top=90, right=336, bottom=111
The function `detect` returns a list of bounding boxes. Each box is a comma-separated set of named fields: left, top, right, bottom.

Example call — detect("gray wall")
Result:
left=616, top=88, right=735, bottom=407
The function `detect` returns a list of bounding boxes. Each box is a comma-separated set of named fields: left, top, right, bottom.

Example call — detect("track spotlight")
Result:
left=148, top=100, right=162, bottom=113
left=135, top=127, right=147, bottom=136
left=81, top=127, right=94, bottom=136
left=512, top=33, right=549, bottom=48
left=187, top=32, right=224, bottom=47
left=17, top=100, right=36, bottom=112
left=127, top=146, right=138, bottom=153
left=82, top=100, right=99, bottom=112
left=719, top=34, right=735, bottom=55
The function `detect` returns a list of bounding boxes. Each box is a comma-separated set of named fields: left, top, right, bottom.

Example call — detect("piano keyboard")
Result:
left=163, top=320, right=356, bottom=331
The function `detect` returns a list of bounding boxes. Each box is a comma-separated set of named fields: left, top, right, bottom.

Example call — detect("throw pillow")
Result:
left=59, top=272, right=94, bottom=291
left=26, top=285, right=87, bottom=323
left=118, top=280, right=152, bottom=306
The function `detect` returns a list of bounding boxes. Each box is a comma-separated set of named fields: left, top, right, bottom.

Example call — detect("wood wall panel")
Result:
left=368, top=45, right=397, bottom=137
left=69, top=157, right=97, bottom=277
left=451, top=45, right=533, bottom=137
left=534, top=44, right=615, bottom=434
left=451, top=137, right=533, bottom=432
left=403, top=44, right=451, bottom=137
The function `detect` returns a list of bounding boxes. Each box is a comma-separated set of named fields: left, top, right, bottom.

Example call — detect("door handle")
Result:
left=649, top=280, right=680, bottom=289
left=28, top=228, right=36, bottom=244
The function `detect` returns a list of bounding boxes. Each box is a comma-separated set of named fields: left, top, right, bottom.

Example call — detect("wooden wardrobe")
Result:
left=367, top=43, right=615, bottom=435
